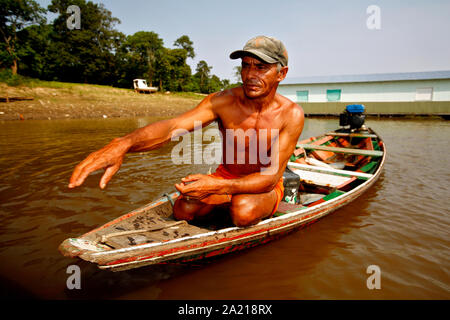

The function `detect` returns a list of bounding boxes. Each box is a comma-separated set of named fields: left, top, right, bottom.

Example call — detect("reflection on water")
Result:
left=0, top=117, right=449, bottom=299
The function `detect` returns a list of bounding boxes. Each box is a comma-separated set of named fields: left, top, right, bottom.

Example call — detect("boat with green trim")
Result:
left=59, top=105, right=385, bottom=271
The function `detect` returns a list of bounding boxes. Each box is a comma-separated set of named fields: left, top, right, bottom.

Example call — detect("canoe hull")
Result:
left=100, top=171, right=379, bottom=271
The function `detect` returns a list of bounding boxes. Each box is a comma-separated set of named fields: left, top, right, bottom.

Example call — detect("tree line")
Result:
left=0, top=0, right=237, bottom=93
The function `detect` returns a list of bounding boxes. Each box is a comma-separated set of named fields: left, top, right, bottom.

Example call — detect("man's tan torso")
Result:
left=210, top=86, right=295, bottom=177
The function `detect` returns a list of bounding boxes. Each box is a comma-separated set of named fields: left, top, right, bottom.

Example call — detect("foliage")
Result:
left=191, top=60, right=233, bottom=94
left=173, top=35, right=195, bottom=59
left=233, top=65, right=242, bottom=83
left=0, top=0, right=237, bottom=93
left=194, top=60, right=211, bottom=93
left=45, top=0, right=124, bottom=84
left=154, top=47, right=192, bottom=92
left=115, top=31, right=163, bottom=87
left=15, top=24, right=52, bottom=79
left=0, top=0, right=46, bottom=74
left=0, top=68, right=21, bottom=85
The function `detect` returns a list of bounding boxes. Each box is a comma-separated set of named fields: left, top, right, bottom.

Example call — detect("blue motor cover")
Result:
left=346, top=104, right=365, bottom=114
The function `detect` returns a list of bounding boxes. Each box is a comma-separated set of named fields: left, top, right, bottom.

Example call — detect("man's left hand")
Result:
left=174, top=174, right=224, bottom=200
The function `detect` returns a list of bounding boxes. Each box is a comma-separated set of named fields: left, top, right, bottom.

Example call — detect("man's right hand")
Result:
left=68, top=137, right=131, bottom=189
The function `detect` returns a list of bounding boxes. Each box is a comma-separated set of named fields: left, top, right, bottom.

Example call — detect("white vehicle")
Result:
left=133, top=79, right=158, bottom=93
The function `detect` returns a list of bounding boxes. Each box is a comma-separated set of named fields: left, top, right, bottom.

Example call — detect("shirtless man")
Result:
left=68, top=35, right=304, bottom=227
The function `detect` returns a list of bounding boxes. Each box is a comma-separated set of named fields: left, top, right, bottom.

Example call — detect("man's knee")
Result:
left=173, top=197, right=214, bottom=221
left=230, top=196, right=259, bottom=227
left=173, top=198, right=196, bottom=221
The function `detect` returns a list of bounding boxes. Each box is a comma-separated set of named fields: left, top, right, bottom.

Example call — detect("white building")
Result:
left=277, top=70, right=450, bottom=116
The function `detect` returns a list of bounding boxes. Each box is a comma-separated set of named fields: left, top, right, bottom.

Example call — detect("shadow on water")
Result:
left=62, top=261, right=196, bottom=299
left=0, top=275, right=37, bottom=299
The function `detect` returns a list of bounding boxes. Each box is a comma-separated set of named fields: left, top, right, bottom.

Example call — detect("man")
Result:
left=69, top=35, right=304, bottom=227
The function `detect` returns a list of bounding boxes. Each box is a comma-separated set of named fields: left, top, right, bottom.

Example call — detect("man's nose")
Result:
left=247, top=66, right=259, bottom=79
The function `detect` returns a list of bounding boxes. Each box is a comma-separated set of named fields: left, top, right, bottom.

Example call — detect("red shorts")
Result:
left=183, top=165, right=284, bottom=216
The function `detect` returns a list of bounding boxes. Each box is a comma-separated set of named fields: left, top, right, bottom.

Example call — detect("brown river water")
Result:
left=0, top=117, right=448, bottom=300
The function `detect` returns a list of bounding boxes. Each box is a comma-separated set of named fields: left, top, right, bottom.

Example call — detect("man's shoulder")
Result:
left=207, top=86, right=242, bottom=107
left=193, top=87, right=238, bottom=112
left=276, top=93, right=304, bottom=120
left=211, top=86, right=242, bottom=100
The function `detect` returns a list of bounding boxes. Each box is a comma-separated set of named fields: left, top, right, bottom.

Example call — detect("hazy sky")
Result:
left=37, top=0, right=450, bottom=81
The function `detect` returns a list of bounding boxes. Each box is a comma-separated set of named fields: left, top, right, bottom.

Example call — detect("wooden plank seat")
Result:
left=296, top=144, right=384, bottom=157
left=288, top=162, right=373, bottom=180
left=298, top=135, right=333, bottom=145
left=325, top=132, right=378, bottom=139
left=307, top=136, right=335, bottom=161
left=289, top=167, right=354, bottom=188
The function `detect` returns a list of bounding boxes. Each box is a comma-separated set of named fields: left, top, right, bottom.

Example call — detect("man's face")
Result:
left=241, top=56, right=284, bottom=99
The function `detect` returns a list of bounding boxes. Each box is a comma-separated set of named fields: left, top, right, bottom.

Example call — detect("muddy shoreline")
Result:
left=0, top=83, right=203, bottom=121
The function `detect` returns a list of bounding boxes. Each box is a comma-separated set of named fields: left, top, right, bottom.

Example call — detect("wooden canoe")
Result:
left=59, top=127, right=386, bottom=271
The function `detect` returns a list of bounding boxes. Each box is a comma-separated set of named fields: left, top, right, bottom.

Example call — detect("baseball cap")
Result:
left=230, top=35, right=288, bottom=67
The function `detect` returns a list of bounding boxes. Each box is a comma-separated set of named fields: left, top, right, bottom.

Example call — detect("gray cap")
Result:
left=230, top=35, right=288, bottom=67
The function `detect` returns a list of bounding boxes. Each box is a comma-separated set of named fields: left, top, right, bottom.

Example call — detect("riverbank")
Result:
left=2, top=81, right=449, bottom=121
left=0, top=81, right=204, bottom=121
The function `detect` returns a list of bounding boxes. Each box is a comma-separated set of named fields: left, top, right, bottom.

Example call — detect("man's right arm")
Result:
left=68, top=93, right=219, bottom=189
left=123, top=95, right=219, bottom=152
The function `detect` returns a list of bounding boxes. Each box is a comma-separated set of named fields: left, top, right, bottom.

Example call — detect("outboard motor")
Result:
left=339, top=104, right=366, bottom=130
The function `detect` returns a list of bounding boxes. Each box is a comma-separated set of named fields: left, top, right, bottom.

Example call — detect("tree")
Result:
left=207, top=74, right=223, bottom=93
left=173, top=35, right=195, bottom=59
left=117, top=31, right=164, bottom=87
left=0, top=0, right=229, bottom=93
left=0, top=0, right=46, bottom=74
left=46, top=0, right=124, bottom=84
left=195, top=60, right=211, bottom=92
left=221, top=78, right=231, bottom=89
left=233, top=65, right=242, bottom=83
left=191, top=60, right=233, bottom=93
left=16, top=23, right=52, bottom=79
left=154, top=47, right=191, bottom=91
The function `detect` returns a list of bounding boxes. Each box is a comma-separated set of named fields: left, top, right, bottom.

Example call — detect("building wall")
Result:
left=277, top=79, right=450, bottom=103
left=294, top=101, right=450, bottom=115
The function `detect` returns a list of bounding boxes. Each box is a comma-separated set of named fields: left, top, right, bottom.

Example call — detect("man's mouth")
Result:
left=245, top=83, right=261, bottom=90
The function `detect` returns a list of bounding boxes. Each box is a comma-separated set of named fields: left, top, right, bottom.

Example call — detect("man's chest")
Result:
left=218, top=111, right=282, bottom=151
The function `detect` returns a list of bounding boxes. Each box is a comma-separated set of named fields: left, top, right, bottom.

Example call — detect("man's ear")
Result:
left=277, top=66, right=288, bottom=82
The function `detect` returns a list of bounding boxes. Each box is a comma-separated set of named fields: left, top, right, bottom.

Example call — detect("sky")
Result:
left=37, top=0, right=450, bottom=81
